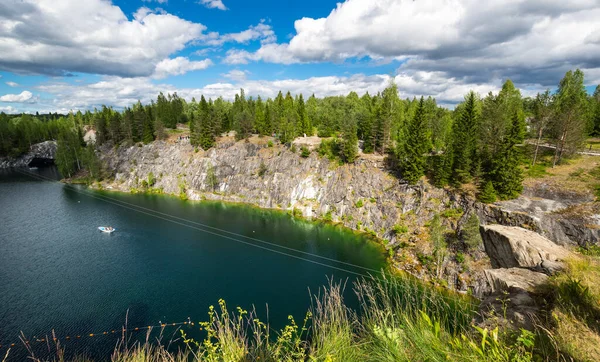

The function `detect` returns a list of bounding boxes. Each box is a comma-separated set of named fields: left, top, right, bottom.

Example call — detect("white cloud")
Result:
left=0, top=0, right=206, bottom=77
left=227, top=0, right=600, bottom=89
left=224, top=44, right=297, bottom=65
left=142, top=0, right=168, bottom=4
left=197, top=22, right=276, bottom=47
left=5, top=81, right=19, bottom=87
left=153, top=57, right=213, bottom=79
left=0, top=105, right=18, bottom=114
left=30, top=71, right=515, bottom=113
left=0, top=90, right=33, bottom=102
left=199, top=0, right=227, bottom=11
left=222, top=69, right=250, bottom=81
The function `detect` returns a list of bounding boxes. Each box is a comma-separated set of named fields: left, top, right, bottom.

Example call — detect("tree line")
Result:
left=1, top=69, right=598, bottom=200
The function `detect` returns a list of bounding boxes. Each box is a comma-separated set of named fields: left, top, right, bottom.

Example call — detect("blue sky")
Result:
left=0, top=0, right=599, bottom=113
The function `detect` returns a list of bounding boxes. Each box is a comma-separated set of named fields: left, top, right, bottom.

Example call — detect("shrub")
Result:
left=258, top=161, right=268, bottom=177
left=147, top=172, right=156, bottom=187
left=462, top=213, right=482, bottom=249
left=300, top=146, right=311, bottom=158
left=355, top=199, right=364, bottom=208
left=392, top=224, right=408, bottom=235
left=267, top=140, right=274, bottom=147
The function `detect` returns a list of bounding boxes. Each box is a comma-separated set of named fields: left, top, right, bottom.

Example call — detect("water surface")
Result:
left=0, top=168, right=386, bottom=360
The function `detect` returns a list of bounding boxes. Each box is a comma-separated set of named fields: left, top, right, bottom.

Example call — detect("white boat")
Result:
left=98, top=226, right=116, bottom=233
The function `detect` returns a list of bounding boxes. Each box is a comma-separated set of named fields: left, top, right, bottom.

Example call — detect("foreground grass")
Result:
left=18, top=274, right=549, bottom=362
left=544, top=255, right=600, bottom=362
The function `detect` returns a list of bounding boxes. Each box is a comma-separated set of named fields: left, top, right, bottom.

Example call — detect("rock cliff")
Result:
left=0, top=141, right=57, bottom=168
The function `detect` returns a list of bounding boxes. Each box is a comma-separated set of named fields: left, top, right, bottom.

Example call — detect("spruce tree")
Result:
left=297, top=94, right=311, bottom=136
left=340, top=116, right=358, bottom=163
left=488, top=110, right=524, bottom=199
left=402, top=97, right=431, bottom=184
left=477, top=180, right=497, bottom=203
left=449, top=91, right=479, bottom=184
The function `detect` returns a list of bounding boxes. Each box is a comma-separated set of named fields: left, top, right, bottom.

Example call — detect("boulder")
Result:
left=480, top=224, right=572, bottom=269
left=484, top=268, right=548, bottom=294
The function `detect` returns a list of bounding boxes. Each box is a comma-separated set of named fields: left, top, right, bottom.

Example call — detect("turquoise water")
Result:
left=0, top=168, right=386, bottom=360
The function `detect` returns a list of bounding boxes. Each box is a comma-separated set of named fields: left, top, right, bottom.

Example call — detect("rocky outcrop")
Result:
left=477, top=224, right=576, bottom=330
left=471, top=187, right=600, bottom=247
left=484, top=268, right=548, bottom=293
left=480, top=225, right=573, bottom=269
left=0, top=141, right=57, bottom=168
left=99, top=141, right=452, bottom=243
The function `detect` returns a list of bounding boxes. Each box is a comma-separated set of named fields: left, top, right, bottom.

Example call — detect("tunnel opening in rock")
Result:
left=28, top=157, right=55, bottom=168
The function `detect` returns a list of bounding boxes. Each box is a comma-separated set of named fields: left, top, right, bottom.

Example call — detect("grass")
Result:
left=21, top=274, right=547, bottom=362
left=542, top=255, right=600, bottom=361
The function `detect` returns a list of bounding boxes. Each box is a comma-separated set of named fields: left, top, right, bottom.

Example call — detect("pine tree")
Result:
left=477, top=180, right=497, bottom=203
left=340, top=116, right=358, bottom=163
left=488, top=110, right=524, bottom=199
left=255, top=96, right=266, bottom=136
left=402, top=97, right=431, bottom=184
left=297, top=94, right=311, bottom=136
left=449, top=91, right=479, bottom=184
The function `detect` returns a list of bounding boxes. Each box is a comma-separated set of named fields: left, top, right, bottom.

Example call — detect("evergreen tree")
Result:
left=297, top=94, right=311, bottom=136
left=340, top=115, right=358, bottom=163
left=488, top=110, right=524, bottom=199
left=255, top=96, right=267, bottom=136
left=402, top=97, right=431, bottom=184
left=477, top=180, right=497, bottom=203
left=449, top=91, right=480, bottom=184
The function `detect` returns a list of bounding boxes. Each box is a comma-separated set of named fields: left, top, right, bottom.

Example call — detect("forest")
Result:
left=1, top=69, right=599, bottom=202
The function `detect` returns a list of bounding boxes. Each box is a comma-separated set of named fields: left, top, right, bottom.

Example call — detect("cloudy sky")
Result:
left=0, top=0, right=599, bottom=113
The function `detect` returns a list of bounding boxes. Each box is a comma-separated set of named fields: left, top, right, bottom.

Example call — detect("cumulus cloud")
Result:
left=226, top=0, right=600, bottom=89
left=153, top=57, right=213, bottom=79
left=0, top=0, right=205, bottom=77
left=32, top=71, right=507, bottom=113
left=197, top=22, right=276, bottom=48
left=198, top=0, right=227, bottom=11
left=222, top=69, right=250, bottom=81
left=0, top=91, right=33, bottom=102
left=6, top=81, right=19, bottom=87
left=0, top=105, right=18, bottom=114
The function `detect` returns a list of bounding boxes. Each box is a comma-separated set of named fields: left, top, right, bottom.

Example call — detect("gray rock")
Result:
left=0, top=141, right=57, bottom=168
left=480, top=224, right=573, bottom=269
left=484, top=268, right=548, bottom=294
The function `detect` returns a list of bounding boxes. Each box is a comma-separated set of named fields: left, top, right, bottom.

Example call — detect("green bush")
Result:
left=355, top=199, right=364, bottom=208
left=392, top=224, right=408, bottom=235
left=300, top=146, right=311, bottom=158
left=258, top=161, right=268, bottom=177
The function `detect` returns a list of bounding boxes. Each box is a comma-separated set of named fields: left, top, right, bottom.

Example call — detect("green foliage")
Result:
left=392, top=224, right=408, bottom=235
left=477, top=180, right=497, bottom=203
left=205, top=164, right=218, bottom=191
left=449, top=91, right=480, bottom=184
left=147, top=172, right=156, bottom=187
left=577, top=244, right=600, bottom=257
left=487, top=110, right=524, bottom=199
left=258, top=161, right=268, bottom=177
left=462, top=213, right=483, bottom=249
left=267, top=140, right=274, bottom=147
left=300, top=146, right=310, bottom=158
left=355, top=199, right=364, bottom=208
left=402, top=97, right=431, bottom=184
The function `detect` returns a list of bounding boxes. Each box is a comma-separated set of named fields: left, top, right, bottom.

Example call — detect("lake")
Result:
left=0, top=168, right=387, bottom=360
